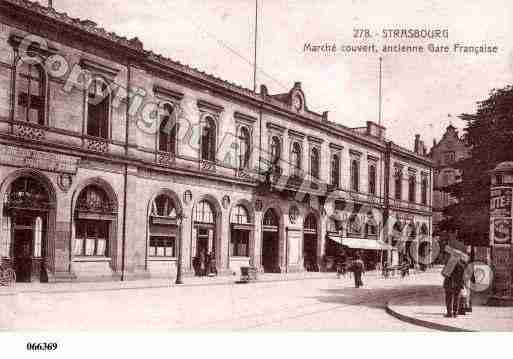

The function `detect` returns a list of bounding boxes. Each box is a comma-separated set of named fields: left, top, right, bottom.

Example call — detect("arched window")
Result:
left=421, top=177, right=428, bottom=205
left=394, top=167, right=402, bottom=200
left=15, top=60, right=45, bottom=125
left=6, top=177, right=50, bottom=210
left=368, top=164, right=377, bottom=195
left=194, top=200, right=215, bottom=224
left=270, top=136, right=281, bottom=165
left=310, top=148, right=320, bottom=179
left=263, top=209, right=279, bottom=227
left=149, top=194, right=177, bottom=257
left=87, top=77, right=110, bottom=139
left=201, top=117, right=216, bottom=162
left=158, top=104, right=176, bottom=154
left=304, top=213, right=317, bottom=234
left=331, top=154, right=340, bottom=188
left=76, top=185, right=114, bottom=214
left=231, top=205, right=250, bottom=225
left=350, top=159, right=360, bottom=192
left=151, top=194, right=177, bottom=218
left=238, top=127, right=251, bottom=169
left=291, top=142, right=302, bottom=177
left=74, top=185, right=113, bottom=257
left=408, top=175, right=416, bottom=203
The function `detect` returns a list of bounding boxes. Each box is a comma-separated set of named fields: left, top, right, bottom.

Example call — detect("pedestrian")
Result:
left=443, top=259, right=465, bottom=318
left=352, top=253, right=365, bottom=288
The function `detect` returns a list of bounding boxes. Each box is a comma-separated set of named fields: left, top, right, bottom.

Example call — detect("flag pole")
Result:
left=378, top=56, right=383, bottom=127
left=253, top=0, right=258, bottom=92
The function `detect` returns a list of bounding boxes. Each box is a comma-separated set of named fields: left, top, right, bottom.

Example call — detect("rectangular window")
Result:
left=421, top=178, right=428, bottom=205
left=74, top=220, right=109, bottom=257
left=350, top=159, right=360, bottom=192
left=87, top=79, right=109, bottom=139
left=230, top=229, right=249, bottom=257
left=149, top=236, right=176, bottom=257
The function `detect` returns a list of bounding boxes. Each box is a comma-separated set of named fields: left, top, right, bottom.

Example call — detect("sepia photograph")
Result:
left=0, top=0, right=512, bottom=356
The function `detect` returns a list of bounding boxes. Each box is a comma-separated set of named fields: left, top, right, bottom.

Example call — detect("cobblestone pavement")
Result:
left=0, top=271, right=441, bottom=331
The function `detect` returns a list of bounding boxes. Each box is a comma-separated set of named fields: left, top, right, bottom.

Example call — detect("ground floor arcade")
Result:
left=0, top=146, right=433, bottom=283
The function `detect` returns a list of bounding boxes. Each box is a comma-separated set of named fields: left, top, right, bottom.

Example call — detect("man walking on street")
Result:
left=352, top=253, right=365, bottom=288
left=443, top=259, right=465, bottom=317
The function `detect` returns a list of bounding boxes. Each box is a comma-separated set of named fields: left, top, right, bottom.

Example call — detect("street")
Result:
left=0, top=271, right=441, bottom=330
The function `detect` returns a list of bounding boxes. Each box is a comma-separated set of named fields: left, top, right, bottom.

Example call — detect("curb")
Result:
left=0, top=274, right=336, bottom=297
left=385, top=299, right=476, bottom=332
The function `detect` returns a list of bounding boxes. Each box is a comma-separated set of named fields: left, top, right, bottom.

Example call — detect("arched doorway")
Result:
left=303, top=213, right=318, bottom=271
left=3, top=176, right=52, bottom=282
left=192, top=200, right=217, bottom=276
left=262, top=208, right=280, bottom=273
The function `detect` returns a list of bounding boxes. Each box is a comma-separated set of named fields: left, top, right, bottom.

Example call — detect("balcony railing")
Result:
left=12, top=121, right=46, bottom=141
left=200, top=159, right=217, bottom=172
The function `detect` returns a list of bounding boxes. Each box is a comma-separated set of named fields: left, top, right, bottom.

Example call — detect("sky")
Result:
left=49, top=0, right=513, bottom=149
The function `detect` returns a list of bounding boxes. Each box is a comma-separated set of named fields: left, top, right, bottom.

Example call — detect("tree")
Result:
left=442, top=85, right=513, bottom=248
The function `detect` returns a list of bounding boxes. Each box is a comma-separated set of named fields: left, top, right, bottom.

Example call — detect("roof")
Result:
left=3, top=0, right=431, bottom=164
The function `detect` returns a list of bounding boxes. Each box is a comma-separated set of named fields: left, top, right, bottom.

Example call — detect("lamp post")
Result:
left=175, top=213, right=185, bottom=285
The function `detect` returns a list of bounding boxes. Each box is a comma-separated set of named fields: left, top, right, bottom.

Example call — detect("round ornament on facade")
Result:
left=57, top=173, right=73, bottom=192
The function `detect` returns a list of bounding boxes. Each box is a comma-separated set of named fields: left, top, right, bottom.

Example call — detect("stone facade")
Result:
left=0, top=0, right=433, bottom=282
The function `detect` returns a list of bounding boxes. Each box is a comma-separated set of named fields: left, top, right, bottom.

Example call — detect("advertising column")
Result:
left=488, top=162, right=513, bottom=306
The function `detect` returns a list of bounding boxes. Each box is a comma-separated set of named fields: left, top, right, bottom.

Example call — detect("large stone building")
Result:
left=0, top=0, right=433, bottom=282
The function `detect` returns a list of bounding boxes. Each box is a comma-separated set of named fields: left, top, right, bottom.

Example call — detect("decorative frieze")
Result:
left=13, top=123, right=45, bottom=141
left=200, top=160, right=217, bottom=172
left=157, top=151, right=175, bottom=166
left=85, top=138, right=109, bottom=153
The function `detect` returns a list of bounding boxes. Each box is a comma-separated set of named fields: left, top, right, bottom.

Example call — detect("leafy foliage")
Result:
left=442, top=85, right=513, bottom=246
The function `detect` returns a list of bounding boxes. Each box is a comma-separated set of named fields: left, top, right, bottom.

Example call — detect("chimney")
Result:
left=322, top=111, right=329, bottom=121
left=48, top=0, right=53, bottom=8
left=414, top=134, right=421, bottom=154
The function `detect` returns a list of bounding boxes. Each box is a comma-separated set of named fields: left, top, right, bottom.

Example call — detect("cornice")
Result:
left=197, top=99, right=224, bottom=113
left=234, top=111, right=257, bottom=124
left=289, top=129, right=305, bottom=139
left=153, top=85, right=184, bottom=102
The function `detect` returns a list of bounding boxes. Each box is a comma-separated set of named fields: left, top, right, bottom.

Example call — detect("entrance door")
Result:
left=303, top=214, right=318, bottom=271
left=262, top=231, right=278, bottom=273
left=303, top=234, right=317, bottom=271
left=13, top=228, right=33, bottom=282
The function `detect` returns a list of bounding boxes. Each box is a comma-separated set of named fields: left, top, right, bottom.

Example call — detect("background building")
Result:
left=430, top=124, right=470, bottom=248
left=0, top=0, right=432, bottom=282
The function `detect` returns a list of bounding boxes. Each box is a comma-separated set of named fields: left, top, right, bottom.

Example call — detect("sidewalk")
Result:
left=0, top=270, right=338, bottom=296
left=386, top=286, right=513, bottom=332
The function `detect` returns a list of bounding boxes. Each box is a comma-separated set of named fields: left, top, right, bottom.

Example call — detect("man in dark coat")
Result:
left=443, top=260, right=465, bottom=317
left=352, top=253, right=365, bottom=288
